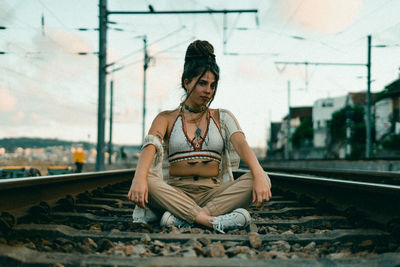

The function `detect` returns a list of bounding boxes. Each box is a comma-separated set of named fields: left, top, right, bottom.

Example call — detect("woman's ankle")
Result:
left=194, top=209, right=213, bottom=228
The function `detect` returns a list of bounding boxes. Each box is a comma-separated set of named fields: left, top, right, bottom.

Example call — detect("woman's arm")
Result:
left=230, top=132, right=272, bottom=208
left=127, top=112, right=168, bottom=208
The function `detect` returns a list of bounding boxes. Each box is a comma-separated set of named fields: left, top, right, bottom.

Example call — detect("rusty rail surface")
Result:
left=0, top=169, right=399, bottom=266
left=260, top=165, right=400, bottom=185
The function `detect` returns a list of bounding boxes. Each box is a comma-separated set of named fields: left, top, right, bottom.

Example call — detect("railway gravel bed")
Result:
left=0, top=171, right=399, bottom=266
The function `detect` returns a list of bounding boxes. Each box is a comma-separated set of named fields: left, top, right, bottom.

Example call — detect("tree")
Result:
left=328, top=105, right=374, bottom=159
left=291, top=119, right=313, bottom=148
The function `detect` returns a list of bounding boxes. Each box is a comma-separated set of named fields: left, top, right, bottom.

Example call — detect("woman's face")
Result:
left=184, top=71, right=216, bottom=108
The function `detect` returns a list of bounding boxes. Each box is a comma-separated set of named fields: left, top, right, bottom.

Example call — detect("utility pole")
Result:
left=366, top=35, right=372, bottom=159
left=285, top=81, right=291, bottom=160
left=108, top=79, right=113, bottom=165
left=96, top=0, right=107, bottom=171
left=142, top=36, right=148, bottom=144
left=41, top=14, right=45, bottom=36
left=223, top=13, right=227, bottom=55
left=276, top=37, right=374, bottom=159
left=345, top=104, right=352, bottom=158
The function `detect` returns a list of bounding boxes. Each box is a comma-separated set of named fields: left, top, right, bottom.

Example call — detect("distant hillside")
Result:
left=0, top=137, right=93, bottom=152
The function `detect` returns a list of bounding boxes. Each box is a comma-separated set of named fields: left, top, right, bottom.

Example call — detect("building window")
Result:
left=322, top=101, right=333, bottom=107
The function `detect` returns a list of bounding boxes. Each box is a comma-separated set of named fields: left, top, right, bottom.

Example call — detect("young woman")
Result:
left=128, top=40, right=271, bottom=233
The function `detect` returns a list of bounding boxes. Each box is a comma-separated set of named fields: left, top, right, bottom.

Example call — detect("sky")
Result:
left=0, top=0, right=399, bottom=149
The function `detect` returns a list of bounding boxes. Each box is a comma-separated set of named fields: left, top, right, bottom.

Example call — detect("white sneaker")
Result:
left=160, top=211, right=192, bottom=228
left=211, top=208, right=251, bottom=234
left=132, top=206, right=158, bottom=224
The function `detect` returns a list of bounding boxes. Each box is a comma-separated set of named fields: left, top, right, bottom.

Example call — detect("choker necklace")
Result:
left=184, top=104, right=203, bottom=114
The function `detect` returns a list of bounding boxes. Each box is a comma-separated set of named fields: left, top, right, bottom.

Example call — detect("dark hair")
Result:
left=181, top=40, right=220, bottom=107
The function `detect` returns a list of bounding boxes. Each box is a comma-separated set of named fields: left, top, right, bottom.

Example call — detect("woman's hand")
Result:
left=127, top=177, right=148, bottom=208
left=252, top=173, right=272, bottom=209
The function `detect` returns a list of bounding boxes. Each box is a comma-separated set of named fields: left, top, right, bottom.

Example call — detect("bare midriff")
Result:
left=169, top=160, right=219, bottom=177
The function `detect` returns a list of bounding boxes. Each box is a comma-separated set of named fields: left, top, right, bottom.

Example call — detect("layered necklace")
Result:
left=183, top=104, right=207, bottom=149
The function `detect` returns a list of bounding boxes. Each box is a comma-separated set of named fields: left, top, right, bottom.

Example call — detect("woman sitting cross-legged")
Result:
left=127, top=40, right=272, bottom=233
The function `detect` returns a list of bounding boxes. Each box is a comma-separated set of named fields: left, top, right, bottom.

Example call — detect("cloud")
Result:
left=37, top=28, right=93, bottom=55
left=0, top=1, right=15, bottom=25
left=30, top=113, right=41, bottom=120
left=0, top=86, right=17, bottom=111
left=12, top=111, right=25, bottom=122
left=236, top=57, right=265, bottom=80
left=28, top=28, right=96, bottom=86
left=277, top=0, right=363, bottom=34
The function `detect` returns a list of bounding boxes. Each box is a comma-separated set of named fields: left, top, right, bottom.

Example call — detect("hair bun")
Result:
left=185, top=40, right=215, bottom=62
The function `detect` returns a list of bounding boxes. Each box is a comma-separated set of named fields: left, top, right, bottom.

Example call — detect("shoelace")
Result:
left=211, top=218, right=225, bottom=234
left=210, top=213, right=239, bottom=234
left=174, top=217, right=192, bottom=228
left=132, top=207, right=158, bottom=223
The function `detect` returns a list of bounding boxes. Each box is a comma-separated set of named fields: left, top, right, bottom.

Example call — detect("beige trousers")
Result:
left=147, top=171, right=254, bottom=223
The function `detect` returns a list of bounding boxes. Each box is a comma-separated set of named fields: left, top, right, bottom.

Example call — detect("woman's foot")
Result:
left=211, top=208, right=251, bottom=233
left=132, top=206, right=158, bottom=224
left=160, top=211, right=193, bottom=228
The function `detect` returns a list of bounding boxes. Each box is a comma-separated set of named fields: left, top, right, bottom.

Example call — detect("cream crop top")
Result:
left=168, top=111, right=224, bottom=163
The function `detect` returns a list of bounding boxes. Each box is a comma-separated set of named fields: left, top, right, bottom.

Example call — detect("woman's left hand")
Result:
left=252, top=174, right=272, bottom=208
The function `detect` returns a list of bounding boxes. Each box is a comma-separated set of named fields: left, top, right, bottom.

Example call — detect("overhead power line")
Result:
left=108, top=9, right=257, bottom=15
left=94, top=5, right=259, bottom=171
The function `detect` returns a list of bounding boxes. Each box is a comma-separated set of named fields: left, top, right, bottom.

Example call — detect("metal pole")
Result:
left=96, top=0, right=107, bottom=171
left=366, top=35, right=372, bottom=158
left=286, top=80, right=291, bottom=160
left=142, top=36, right=148, bottom=144
left=223, top=12, right=227, bottom=54
left=346, top=105, right=352, bottom=158
left=108, top=79, right=113, bottom=165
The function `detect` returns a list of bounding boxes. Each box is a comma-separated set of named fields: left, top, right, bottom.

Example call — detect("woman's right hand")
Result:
left=127, top=176, right=148, bottom=208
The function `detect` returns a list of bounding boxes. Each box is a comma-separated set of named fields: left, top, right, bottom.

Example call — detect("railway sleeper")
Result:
left=48, top=212, right=347, bottom=228
left=77, top=197, right=135, bottom=209
left=0, top=245, right=400, bottom=267
left=5, top=224, right=394, bottom=247
left=0, top=224, right=398, bottom=264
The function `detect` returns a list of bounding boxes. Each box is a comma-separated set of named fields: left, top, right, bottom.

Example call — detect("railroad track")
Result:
left=0, top=169, right=399, bottom=266
left=259, top=164, right=400, bottom=185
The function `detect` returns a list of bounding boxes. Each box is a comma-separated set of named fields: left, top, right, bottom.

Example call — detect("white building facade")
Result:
left=375, top=98, right=392, bottom=140
left=312, top=96, right=347, bottom=148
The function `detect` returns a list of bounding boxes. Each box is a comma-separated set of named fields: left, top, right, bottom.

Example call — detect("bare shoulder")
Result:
left=158, top=108, right=179, bottom=122
left=149, top=109, right=179, bottom=141
left=154, top=109, right=180, bottom=133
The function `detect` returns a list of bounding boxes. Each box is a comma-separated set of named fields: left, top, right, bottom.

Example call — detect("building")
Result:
left=375, top=77, right=400, bottom=140
left=312, top=96, right=347, bottom=148
left=267, top=122, right=282, bottom=157
left=312, top=92, right=377, bottom=155
left=274, top=106, right=312, bottom=159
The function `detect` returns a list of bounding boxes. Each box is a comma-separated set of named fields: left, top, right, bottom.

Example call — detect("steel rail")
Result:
left=268, top=171, right=400, bottom=194
left=1, top=168, right=399, bottom=224
left=266, top=171, right=400, bottom=226
left=0, top=169, right=134, bottom=216
left=260, top=165, right=400, bottom=185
